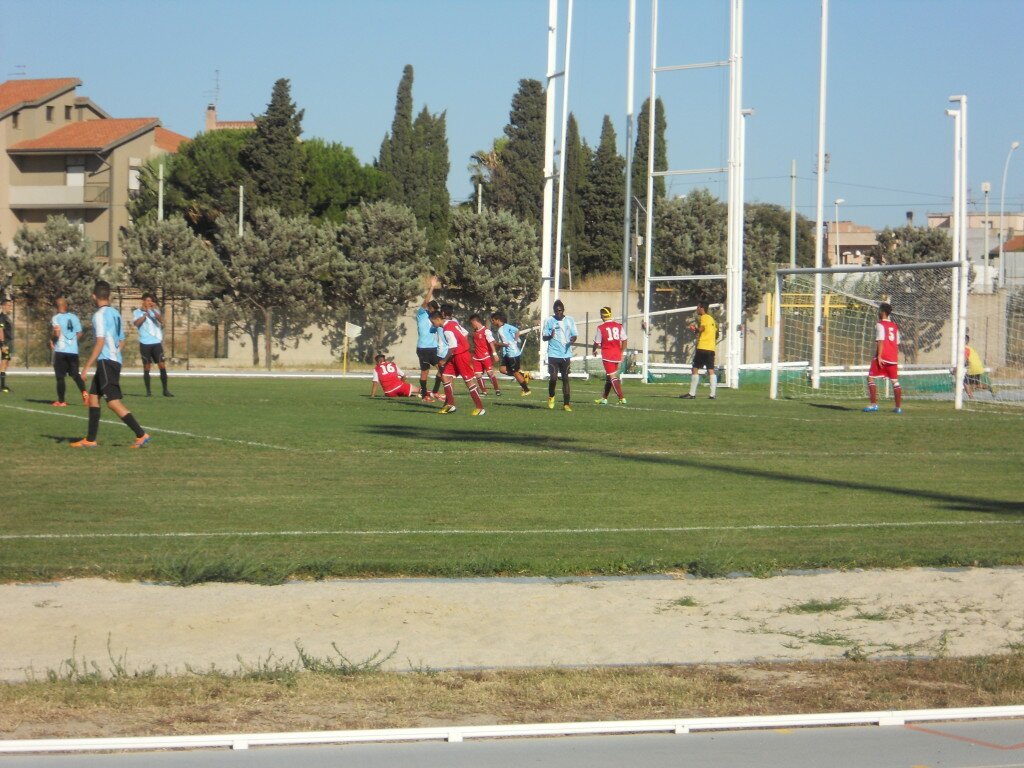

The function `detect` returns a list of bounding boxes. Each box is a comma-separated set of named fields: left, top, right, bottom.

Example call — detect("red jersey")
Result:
left=594, top=321, right=627, bottom=362
left=373, top=361, right=405, bottom=393
left=472, top=326, right=496, bottom=360
left=443, top=318, right=471, bottom=356
left=875, top=319, right=900, bottom=364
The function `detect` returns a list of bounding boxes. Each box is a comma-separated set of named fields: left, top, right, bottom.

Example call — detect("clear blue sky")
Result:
left=3, top=0, right=1022, bottom=228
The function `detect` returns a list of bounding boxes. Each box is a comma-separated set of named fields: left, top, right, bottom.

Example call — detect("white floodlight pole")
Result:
left=552, top=0, right=575, bottom=305
left=539, top=0, right=559, bottom=375
left=732, top=105, right=753, bottom=389
left=950, top=94, right=968, bottom=411
left=620, top=0, right=637, bottom=334
left=982, top=181, right=991, bottom=289
left=789, top=159, right=797, bottom=268
left=998, top=140, right=1020, bottom=289
left=724, top=0, right=743, bottom=389
left=157, top=163, right=164, bottom=222
left=833, top=198, right=844, bottom=264
left=811, top=0, right=829, bottom=389
left=641, top=0, right=659, bottom=381
left=946, top=107, right=961, bottom=370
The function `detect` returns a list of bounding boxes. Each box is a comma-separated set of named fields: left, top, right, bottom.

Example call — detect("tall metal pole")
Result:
left=157, top=163, right=164, bottom=222
left=811, top=0, right=829, bottom=389
left=946, top=106, right=961, bottom=370
left=999, top=140, right=1020, bottom=289
left=789, top=159, right=797, bottom=268
left=982, top=181, right=991, bottom=290
left=620, top=0, right=637, bottom=334
left=641, top=0, right=659, bottom=381
left=951, top=94, right=968, bottom=410
left=476, top=182, right=482, bottom=215
left=553, top=0, right=575, bottom=305
left=733, top=106, right=752, bottom=388
left=833, top=198, right=844, bottom=264
left=725, top=0, right=744, bottom=390
left=539, top=0, right=559, bottom=374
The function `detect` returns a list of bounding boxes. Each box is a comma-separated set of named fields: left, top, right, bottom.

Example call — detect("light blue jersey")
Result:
left=133, top=308, right=163, bottom=345
left=543, top=315, right=577, bottom=359
left=52, top=312, right=82, bottom=355
left=433, top=322, right=449, bottom=357
left=93, top=306, right=124, bottom=363
left=498, top=323, right=521, bottom=357
left=415, top=307, right=437, bottom=349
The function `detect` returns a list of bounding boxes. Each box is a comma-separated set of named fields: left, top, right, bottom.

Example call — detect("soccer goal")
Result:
left=961, top=287, right=1024, bottom=410
left=770, top=261, right=965, bottom=406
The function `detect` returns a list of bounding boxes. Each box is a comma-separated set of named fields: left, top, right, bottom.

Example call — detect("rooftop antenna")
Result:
left=203, top=69, right=221, bottom=107
left=6, top=64, right=27, bottom=78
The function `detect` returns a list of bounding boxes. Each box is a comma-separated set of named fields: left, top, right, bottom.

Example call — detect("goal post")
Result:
left=770, top=261, right=966, bottom=407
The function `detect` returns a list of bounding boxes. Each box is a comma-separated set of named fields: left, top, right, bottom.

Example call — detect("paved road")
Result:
left=3, top=719, right=1023, bottom=768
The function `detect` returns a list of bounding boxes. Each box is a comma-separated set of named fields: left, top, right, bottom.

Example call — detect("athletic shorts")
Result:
left=868, top=358, right=898, bottom=380
left=472, top=356, right=494, bottom=374
left=692, top=349, right=716, bottom=371
left=416, top=347, right=439, bottom=371
left=384, top=382, right=414, bottom=398
left=966, top=374, right=981, bottom=386
left=0, top=343, right=11, bottom=361
left=90, top=359, right=123, bottom=401
left=443, top=352, right=475, bottom=381
left=140, top=343, right=165, bottom=365
left=548, top=357, right=571, bottom=379
left=53, top=352, right=81, bottom=378
left=602, top=359, right=622, bottom=376
left=502, top=355, right=522, bottom=374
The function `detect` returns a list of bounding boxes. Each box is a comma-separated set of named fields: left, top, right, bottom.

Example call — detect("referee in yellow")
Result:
left=680, top=302, right=719, bottom=400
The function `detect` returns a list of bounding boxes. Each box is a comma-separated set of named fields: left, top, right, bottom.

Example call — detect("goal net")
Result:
left=770, top=261, right=963, bottom=404
left=962, top=287, right=1024, bottom=409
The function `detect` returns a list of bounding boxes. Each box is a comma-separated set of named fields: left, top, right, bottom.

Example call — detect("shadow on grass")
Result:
left=365, top=424, right=1024, bottom=516
left=806, top=403, right=858, bottom=412
left=42, top=434, right=78, bottom=444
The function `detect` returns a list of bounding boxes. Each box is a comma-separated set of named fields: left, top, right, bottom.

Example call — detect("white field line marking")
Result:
left=1, top=519, right=1019, bottom=542
left=0, top=403, right=299, bottom=452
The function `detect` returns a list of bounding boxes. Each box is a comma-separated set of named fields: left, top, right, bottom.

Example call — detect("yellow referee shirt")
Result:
left=697, top=313, right=718, bottom=352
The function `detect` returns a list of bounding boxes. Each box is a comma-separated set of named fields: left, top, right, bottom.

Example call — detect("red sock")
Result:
left=894, top=385, right=902, bottom=408
left=612, top=378, right=624, bottom=399
left=867, top=380, right=878, bottom=404
left=468, top=384, right=484, bottom=409
left=444, top=382, right=455, bottom=405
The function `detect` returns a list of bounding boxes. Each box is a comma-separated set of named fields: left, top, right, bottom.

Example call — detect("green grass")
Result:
left=1, top=374, right=1022, bottom=582
left=786, top=598, right=852, bottom=614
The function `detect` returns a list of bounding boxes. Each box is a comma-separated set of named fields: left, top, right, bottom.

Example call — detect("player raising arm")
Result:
left=72, top=281, right=150, bottom=448
left=864, top=302, right=902, bottom=414
left=370, top=354, right=420, bottom=399
left=133, top=293, right=173, bottom=397
left=592, top=306, right=627, bottom=405
left=491, top=311, right=531, bottom=395
left=432, top=306, right=486, bottom=416
left=414, top=275, right=441, bottom=401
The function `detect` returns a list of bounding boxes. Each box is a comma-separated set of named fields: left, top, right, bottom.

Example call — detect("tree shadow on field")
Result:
left=366, top=425, right=1024, bottom=516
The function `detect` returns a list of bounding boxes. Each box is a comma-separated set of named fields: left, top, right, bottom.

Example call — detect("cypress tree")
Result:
left=580, top=116, right=625, bottom=277
left=492, top=79, right=546, bottom=229
left=241, top=78, right=306, bottom=217
left=632, top=97, right=668, bottom=203
left=411, top=107, right=451, bottom=259
left=561, top=113, right=590, bottom=273
left=378, top=65, right=415, bottom=202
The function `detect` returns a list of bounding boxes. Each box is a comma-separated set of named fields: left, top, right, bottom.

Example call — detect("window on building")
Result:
left=11, top=111, right=19, bottom=129
left=64, top=105, right=72, bottom=120
left=128, top=166, right=141, bottom=193
left=46, top=106, right=54, bottom=121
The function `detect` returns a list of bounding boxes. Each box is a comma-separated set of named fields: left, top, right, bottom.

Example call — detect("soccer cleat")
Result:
left=563, top=404, right=573, bottom=412
left=523, top=371, right=532, bottom=384
left=618, top=398, right=628, bottom=405
left=69, top=438, right=97, bottom=448
left=145, top=392, right=152, bottom=397
left=679, top=394, right=696, bottom=399
left=1, top=386, right=10, bottom=393
left=422, top=393, right=435, bottom=403
left=521, top=388, right=532, bottom=397
left=163, top=391, right=174, bottom=398
left=131, top=433, right=151, bottom=449
left=595, top=398, right=608, bottom=405
left=547, top=396, right=555, bottom=409
left=51, top=401, right=68, bottom=407
left=893, top=407, right=903, bottom=415
left=863, top=404, right=879, bottom=412
left=471, top=408, right=486, bottom=417
left=494, top=390, right=502, bottom=397
left=438, top=404, right=456, bottom=414
left=709, top=395, right=716, bottom=400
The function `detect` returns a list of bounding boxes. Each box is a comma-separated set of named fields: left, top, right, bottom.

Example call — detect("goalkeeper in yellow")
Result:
left=962, top=335, right=994, bottom=399
left=680, top=302, right=718, bottom=400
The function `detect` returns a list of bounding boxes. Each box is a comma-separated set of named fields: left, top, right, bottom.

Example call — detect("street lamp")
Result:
left=999, top=140, right=1021, bottom=288
left=833, top=198, right=845, bottom=264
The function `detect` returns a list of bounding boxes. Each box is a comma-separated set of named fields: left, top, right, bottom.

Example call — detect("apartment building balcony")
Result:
left=8, top=183, right=110, bottom=208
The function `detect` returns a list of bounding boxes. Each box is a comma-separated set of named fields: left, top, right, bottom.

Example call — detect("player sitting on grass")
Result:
left=370, top=354, right=420, bottom=399
left=431, top=307, right=486, bottom=416
left=50, top=296, right=87, bottom=407
left=491, top=311, right=531, bottom=396
left=469, top=314, right=501, bottom=396
left=593, top=306, right=628, bottom=405
left=864, top=301, right=902, bottom=414
left=72, top=281, right=150, bottom=449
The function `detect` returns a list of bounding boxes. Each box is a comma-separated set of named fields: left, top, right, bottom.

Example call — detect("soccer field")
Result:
left=1, top=374, right=1022, bottom=583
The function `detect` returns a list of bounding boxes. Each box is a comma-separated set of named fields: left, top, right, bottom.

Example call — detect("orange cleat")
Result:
left=51, top=401, right=68, bottom=407
left=69, top=438, right=97, bottom=448
left=131, top=433, right=152, bottom=449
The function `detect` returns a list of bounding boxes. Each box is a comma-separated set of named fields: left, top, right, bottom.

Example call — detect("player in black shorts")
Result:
left=0, top=298, right=13, bottom=393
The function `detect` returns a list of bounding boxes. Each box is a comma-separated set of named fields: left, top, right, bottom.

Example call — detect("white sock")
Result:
left=689, top=374, right=699, bottom=396
left=710, top=372, right=718, bottom=397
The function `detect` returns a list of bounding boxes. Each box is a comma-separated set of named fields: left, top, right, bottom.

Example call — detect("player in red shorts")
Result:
left=469, top=314, right=501, bottom=397
left=864, top=302, right=902, bottom=414
left=431, top=306, right=486, bottom=416
left=592, top=306, right=628, bottom=405
left=370, top=354, right=420, bottom=399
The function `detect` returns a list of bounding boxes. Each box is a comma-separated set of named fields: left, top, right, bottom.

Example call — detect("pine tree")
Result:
left=492, top=79, right=546, bottom=229
left=579, top=116, right=625, bottom=277
left=377, top=65, right=415, bottom=202
left=241, top=79, right=306, bottom=217
left=561, top=113, right=590, bottom=276
left=632, top=97, right=667, bottom=203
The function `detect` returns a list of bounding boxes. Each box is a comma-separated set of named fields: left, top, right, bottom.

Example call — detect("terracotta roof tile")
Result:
left=154, top=126, right=189, bottom=153
left=996, top=234, right=1024, bottom=253
left=8, top=118, right=159, bottom=153
left=0, top=78, right=80, bottom=114
left=216, top=120, right=256, bottom=130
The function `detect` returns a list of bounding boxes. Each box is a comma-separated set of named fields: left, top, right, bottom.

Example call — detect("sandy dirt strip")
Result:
left=2, top=568, right=1022, bottom=680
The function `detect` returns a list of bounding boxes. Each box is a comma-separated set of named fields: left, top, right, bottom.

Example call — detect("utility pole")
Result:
left=789, top=159, right=797, bottom=268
